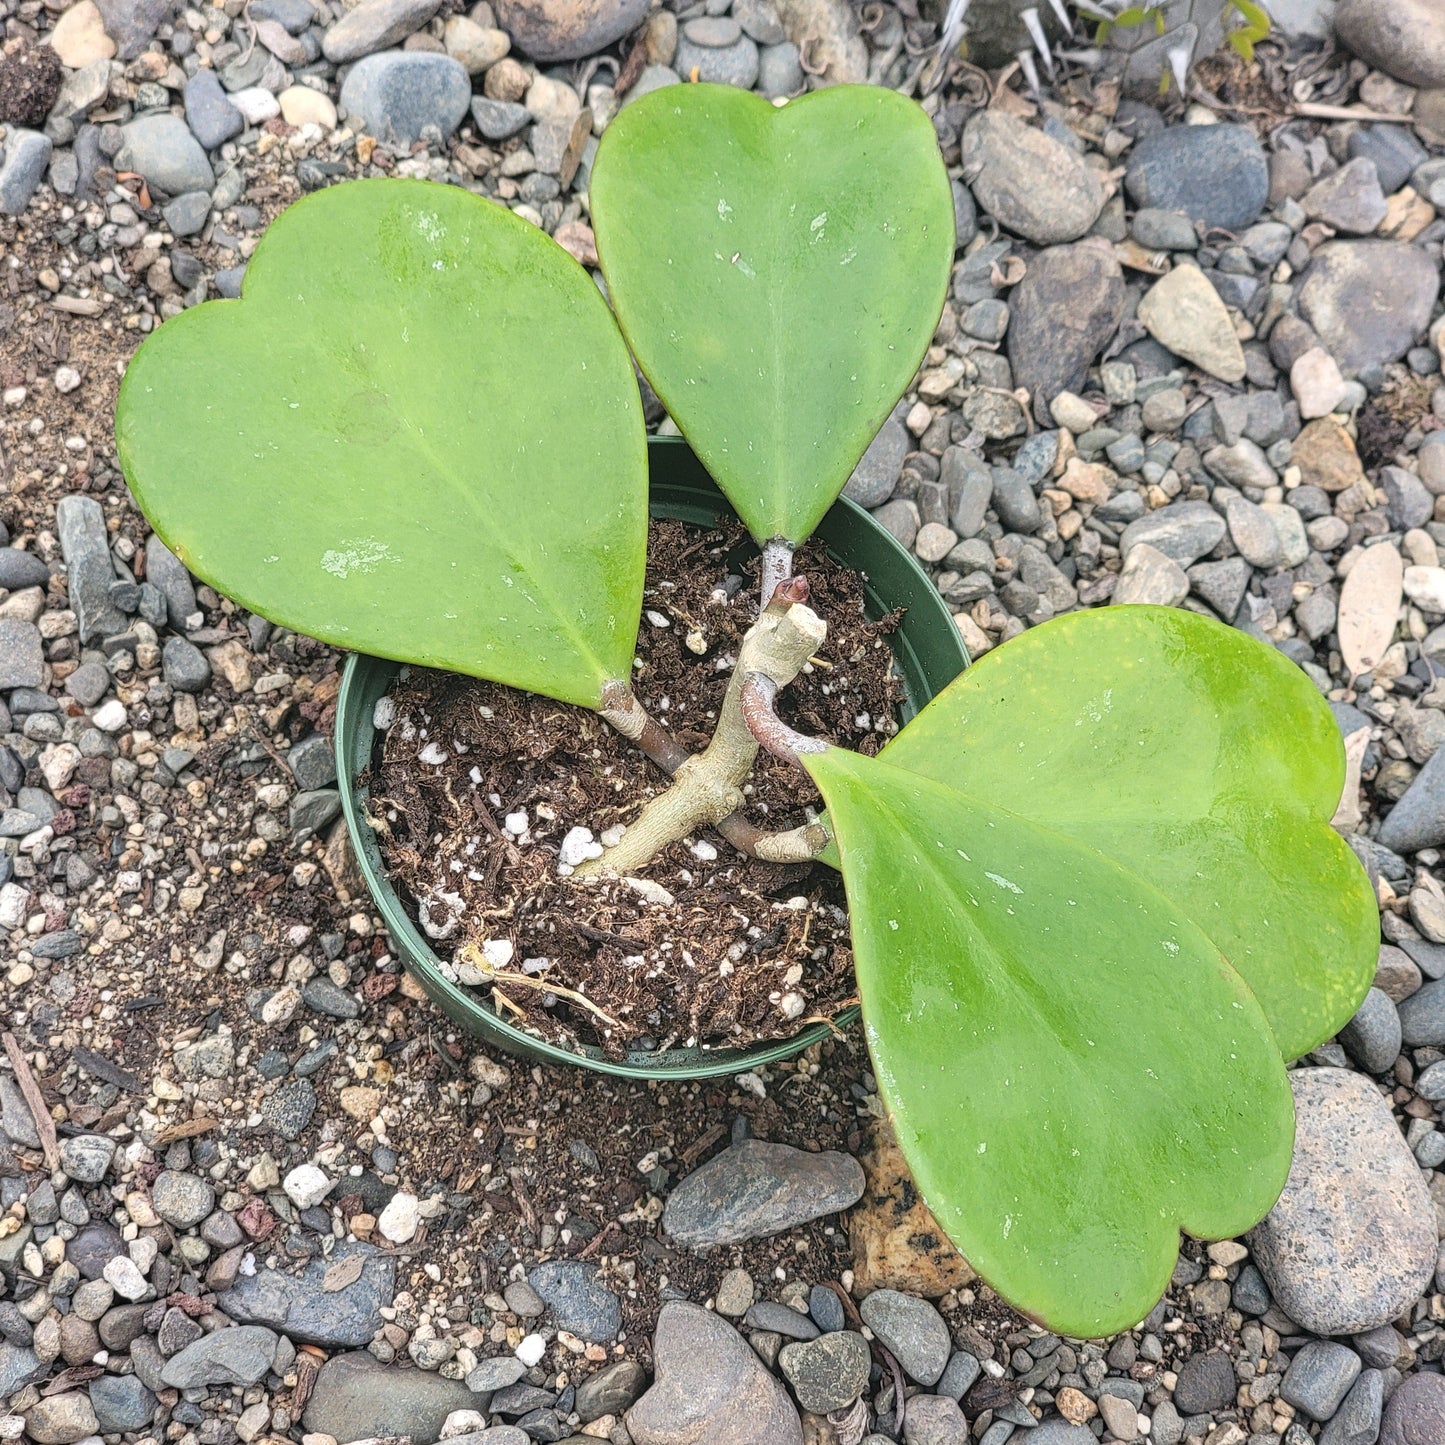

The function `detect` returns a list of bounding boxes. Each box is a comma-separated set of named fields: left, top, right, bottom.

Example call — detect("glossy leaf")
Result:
left=804, top=747, right=1294, bottom=1338
left=117, top=178, right=647, bottom=710
left=879, top=606, right=1376, bottom=1061
left=590, top=83, right=953, bottom=546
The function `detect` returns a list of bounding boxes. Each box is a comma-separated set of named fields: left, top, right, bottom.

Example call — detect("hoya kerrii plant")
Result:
left=115, top=81, right=1377, bottom=1338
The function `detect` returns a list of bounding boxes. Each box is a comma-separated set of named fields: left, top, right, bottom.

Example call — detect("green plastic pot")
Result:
left=334, top=436, right=969, bottom=1079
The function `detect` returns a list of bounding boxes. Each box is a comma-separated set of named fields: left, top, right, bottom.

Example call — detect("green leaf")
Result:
left=590, top=84, right=953, bottom=547
left=878, top=606, right=1376, bottom=1061
left=117, top=178, right=647, bottom=710
left=804, top=747, right=1294, bottom=1338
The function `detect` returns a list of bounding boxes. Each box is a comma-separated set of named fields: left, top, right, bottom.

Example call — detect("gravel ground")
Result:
left=4, top=0, right=1445, bottom=1443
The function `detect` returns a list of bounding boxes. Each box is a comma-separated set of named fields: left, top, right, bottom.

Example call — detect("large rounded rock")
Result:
left=492, top=0, right=650, bottom=60
left=627, top=1301, right=802, bottom=1445
left=115, top=114, right=214, bottom=196
left=961, top=111, right=1103, bottom=246
left=1008, top=241, right=1125, bottom=421
left=1334, top=0, right=1445, bottom=88
left=339, top=51, right=471, bottom=145
left=1380, top=1370, right=1445, bottom=1445
left=322, top=0, right=441, bottom=62
left=1297, top=242, right=1439, bottom=377
left=1124, top=123, right=1268, bottom=232
left=302, top=1352, right=488, bottom=1445
left=1248, top=1068, right=1435, bottom=1335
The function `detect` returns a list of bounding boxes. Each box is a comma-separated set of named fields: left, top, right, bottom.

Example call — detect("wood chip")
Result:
left=323, top=1253, right=367, bottom=1292
left=2, top=1031, right=60, bottom=1170
left=1339, top=542, right=1403, bottom=677
left=148, top=1116, right=217, bottom=1147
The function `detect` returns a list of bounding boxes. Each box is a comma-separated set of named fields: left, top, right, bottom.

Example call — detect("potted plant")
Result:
left=116, top=82, right=1376, bottom=1338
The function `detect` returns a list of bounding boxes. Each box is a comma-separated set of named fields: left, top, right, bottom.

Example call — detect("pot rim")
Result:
left=334, top=437, right=968, bottom=1079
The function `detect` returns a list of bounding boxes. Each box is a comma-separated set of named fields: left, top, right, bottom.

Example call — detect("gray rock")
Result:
left=758, top=40, right=803, bottom=98
left=1379, top=746, right=1445, bottom=854
left=1280, top=1341, right=1362, bottom=1421
left=287, top=733, right=337, bottom=790
left=1348, top=125, right=1427, bottom=194
left=0, top=548, right=48, bottom=591
left=151, top=1170, right=215, bottom=1227
left=1132, top=207, right=1198, bottom=251
left=1008, top=242, right=1125, bottom=415
left=95, top=0, right=173, bottom=58
left=675, top=32, right=760, bottom=86
left=845, top=417, right=909, bottom=508
left=50, top=61, right=111, bottom=124
left=160, top=1325, right=280, bottom=1389
left=261, top=1077, right=315, bottom=1139
left=961, top=110, right=1103, bottom=245
left=291, top=789, right=343, bottom=837
left=164, top=190, right=211, bottom=238
left=1398, top=980, right=1445, bottom=1045
left=491, top=0, right=650, bottom=61
left=575, top=1359, right=646, bottom=1423
left=0, top=619, right=44, bottom=689
left=64, top=662, right=109, bottom=707
left=162, top=637, right=211, bottom=693
left=1124, top=124, right=1268, bottom=231
left=339, top=51, right=471, bottom=145
left=1338, top=987, right=1402, bottom=1073
left=1334, top=0, right=1445, bottom=88
left=1249, top=1068, right=1436, bottom=1335
left=1320, top=1369, right=1385, bottom=1445
left=900, top=1394, right=969, bottom=1444
left=991, top=467, right=1041, bottom=533
left=1225, top=495, right=1283, bottom=569
left=744, top=1301, right=820, bottom=1340
left=1298, top=242, right=1439, bottom=377
left=0, top=128, right=51, bottom=216
left=527, top=1260, right=621, bottom=1342
left=1173, top=1351, right=1235, bottom=1415
left=88, top=1374, right=156, bottom=1433
left=116, top=114, right=215, bottom=196
left=58, top=1134, right=115, bottom=1184
left=1019, top=1425, right=1094, bottom=1445
left=1380, top=1370, right=1445, bottom=1445
left=857, top=1290, right=950, bottom=1387
left=66, top=1221, right=123, bottom=1278
left=1381, top=467, right=1434, bottom=531
left=466, top=1357, right=527, bottom=1393
left=1121, top=501, right=1226, bottom=566
left=322, top=0, right=441, bottom=61
left=252, top=0, right=316, bottom=29
left=626, top=1301, right=802, bottom=1445
left=0, top=1344, right=45, bottom=1396
left=303, top=1351, right=495, bottom=1445
left=469, top=96, right=530, bottom=141
left=57, top=495, right=123, bottom=643
left=778, top=1330, right=870, bottom=1413
left=220, top=1239, right=394, bottom=1347
left=1303, top=158, right=1388, bottom=235
left=183, top=69, right=243, bottom=150
left=663, top=1139, right=864, bottom=1248
left=144, top=533, right=197, bottom=628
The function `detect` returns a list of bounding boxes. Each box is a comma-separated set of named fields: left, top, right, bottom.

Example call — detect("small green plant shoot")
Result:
left=116, top=82, right=1376, bottom=1337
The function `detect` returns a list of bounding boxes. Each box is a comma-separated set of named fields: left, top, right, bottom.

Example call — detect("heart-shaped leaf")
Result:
left=590, top=83, right=954, bottom=547
left=117, top=178, right=647, bottom=710
left=878, top=605, right=1376, bottom=1061
left=803, top=747, right=1295, bottom=1337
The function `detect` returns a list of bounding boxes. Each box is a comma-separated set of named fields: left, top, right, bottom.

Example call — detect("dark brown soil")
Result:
left=0, top=39, right=62, bottom=128
left=371, top=518, right=904, bottom=1057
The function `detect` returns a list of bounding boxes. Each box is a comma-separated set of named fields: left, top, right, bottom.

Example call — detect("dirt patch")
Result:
left=372, top=517, right=904, bottom=1057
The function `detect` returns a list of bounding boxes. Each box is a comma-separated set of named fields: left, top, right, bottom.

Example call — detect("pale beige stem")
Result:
left=576, top=598, right=827, bottom=878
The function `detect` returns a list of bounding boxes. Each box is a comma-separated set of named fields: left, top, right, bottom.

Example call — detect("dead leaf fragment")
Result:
left=323, top=1253, right=366, bottom=1292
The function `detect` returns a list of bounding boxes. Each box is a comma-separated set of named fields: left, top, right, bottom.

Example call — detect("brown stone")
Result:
left=1292, top=416, right=1366, bottom=493
left=1057, top=1386, right=1098, bottom=1425
left=848, top=1120, right=974, bottom=1298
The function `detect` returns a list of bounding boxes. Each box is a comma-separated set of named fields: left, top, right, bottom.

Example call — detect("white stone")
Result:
left=277, top=85, right=337, bottom=129
left=49, top=0, right=115, bottom=67
left=283, top=1164, right=334, bottom=1209
left=558, top=826, right=601, bottom=867
left=231, top=86, right=281, bottom=124
left=91, top=698, right=127, bottom=732
left=39, top=743, right=81, bottom=792
left=54, top=366, right=81, bottom=394
left=1404, top=565, right=1445, bottom=613
left=102, top=1255, right=150, bottom=1301
left=1290, top=347, right=1346, bottom=420
left=378, top=1190, right=420, bottom=1243
left=515, top=1333, right=546, bottom=1367
left=0, top=882, right=28, bottom=932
